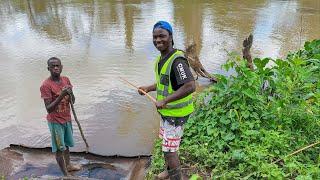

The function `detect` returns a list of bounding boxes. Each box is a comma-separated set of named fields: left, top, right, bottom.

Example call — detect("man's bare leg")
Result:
left=63, top=147, right=81, bottom=171
left=164, top=152, right=182, bottom=180
left=55, top=151, right=69, bottom=176
left=156, top=155, right=169, bottom=179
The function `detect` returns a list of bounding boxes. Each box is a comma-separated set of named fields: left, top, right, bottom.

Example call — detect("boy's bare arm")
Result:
left=43, top=87, right=70, bottom=113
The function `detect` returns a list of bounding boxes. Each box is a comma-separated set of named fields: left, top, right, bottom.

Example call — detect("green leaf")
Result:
left=190, top=174, right=203, bottom=180
left=207, top=127, right=215, bottom=135
left=231, top=121, right=240, bottom=130
left=254, top=57, right=270, bottom=70
left=220, top=117, right=231, bottom=125
left=223, top=132, right=235, bottom=141
left=243, top=89, right=256, bottom=99
left=232, top=149, right=245, bottom=160
left=244, top=130, right=260, bottom=136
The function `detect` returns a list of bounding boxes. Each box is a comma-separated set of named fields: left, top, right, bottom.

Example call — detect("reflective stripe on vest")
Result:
left=166, top=99, right=193, bottom=109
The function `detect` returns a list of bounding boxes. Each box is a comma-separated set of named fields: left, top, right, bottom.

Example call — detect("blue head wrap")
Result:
left=153, top=21, right=173, bottom=34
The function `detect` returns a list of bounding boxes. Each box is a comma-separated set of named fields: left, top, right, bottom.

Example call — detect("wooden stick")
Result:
left=69, top=97, right=89, bottom=153
left=242, top=34, right=254, bottom=70
left=119, top=77, right=156, bottom=103
left=273, top=141, right=320, bottom=164
left=299, top=15, right=303, bottom=48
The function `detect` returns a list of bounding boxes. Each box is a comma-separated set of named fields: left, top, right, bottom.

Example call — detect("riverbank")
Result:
left=147, top=39, right=320, bottom=179
left=0, top=145, right=149, bottom=179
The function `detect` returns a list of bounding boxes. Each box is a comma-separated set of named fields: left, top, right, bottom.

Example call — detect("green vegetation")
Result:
left=147, top=40, right=320, bottom=179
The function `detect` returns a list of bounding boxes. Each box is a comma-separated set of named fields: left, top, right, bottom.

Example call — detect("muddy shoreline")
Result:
left=0, top=145, right=150, bottom=179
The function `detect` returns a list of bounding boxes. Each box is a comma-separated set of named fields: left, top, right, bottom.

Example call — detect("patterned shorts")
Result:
left=159, top=116, right=188, bottom=152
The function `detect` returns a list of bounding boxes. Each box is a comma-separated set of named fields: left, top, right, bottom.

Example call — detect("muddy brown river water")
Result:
left=0, top=0, right=319, bottom=178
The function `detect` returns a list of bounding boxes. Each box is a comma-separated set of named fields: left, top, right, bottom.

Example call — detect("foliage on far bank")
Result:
left=147, top=39, right=320, bottom=179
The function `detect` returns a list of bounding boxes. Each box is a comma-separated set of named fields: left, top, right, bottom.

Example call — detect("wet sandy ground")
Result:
left=0, top=145, right=150, bottom=180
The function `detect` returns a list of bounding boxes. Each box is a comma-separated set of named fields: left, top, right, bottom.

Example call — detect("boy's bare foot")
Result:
left=67, top=164, right=81, bottom=171
left=156, top=170, right=169, bottom=179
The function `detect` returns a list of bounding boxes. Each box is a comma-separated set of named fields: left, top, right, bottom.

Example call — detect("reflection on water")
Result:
left=0, top=0, right=319, bottom=156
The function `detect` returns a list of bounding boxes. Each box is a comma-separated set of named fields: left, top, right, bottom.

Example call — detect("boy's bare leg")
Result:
left=64, top=147, right=81, bottom=171
left=55, top=151, right=69, bottom=176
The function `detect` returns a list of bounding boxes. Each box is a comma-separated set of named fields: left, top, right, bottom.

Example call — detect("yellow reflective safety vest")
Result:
left=155, top=50, right=194, bottom=117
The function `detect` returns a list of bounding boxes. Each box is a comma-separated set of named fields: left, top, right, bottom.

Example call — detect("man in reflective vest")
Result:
left=138, top=21, right=195, bottom=180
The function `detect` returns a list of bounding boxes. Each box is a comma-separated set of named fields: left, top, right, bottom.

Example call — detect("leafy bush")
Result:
left=147, top=40, right=320, bottom=179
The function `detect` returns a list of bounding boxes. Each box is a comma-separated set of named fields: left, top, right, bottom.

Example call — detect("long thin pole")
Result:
left=299, top=15, right=303, bottom=48
left=69, top=97, right=89, bottom=153
left=273, top=141, right=320, bottom=164
left=119, top=77, right=156, bottom=103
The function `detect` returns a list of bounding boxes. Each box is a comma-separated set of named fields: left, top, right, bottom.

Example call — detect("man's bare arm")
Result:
left=138, top=83, right=156, bottom=95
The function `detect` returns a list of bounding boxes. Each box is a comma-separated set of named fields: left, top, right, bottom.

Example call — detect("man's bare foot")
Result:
left=156, top=170, right=169, bottom=180
left=67, top=164, right=81, bottom=171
